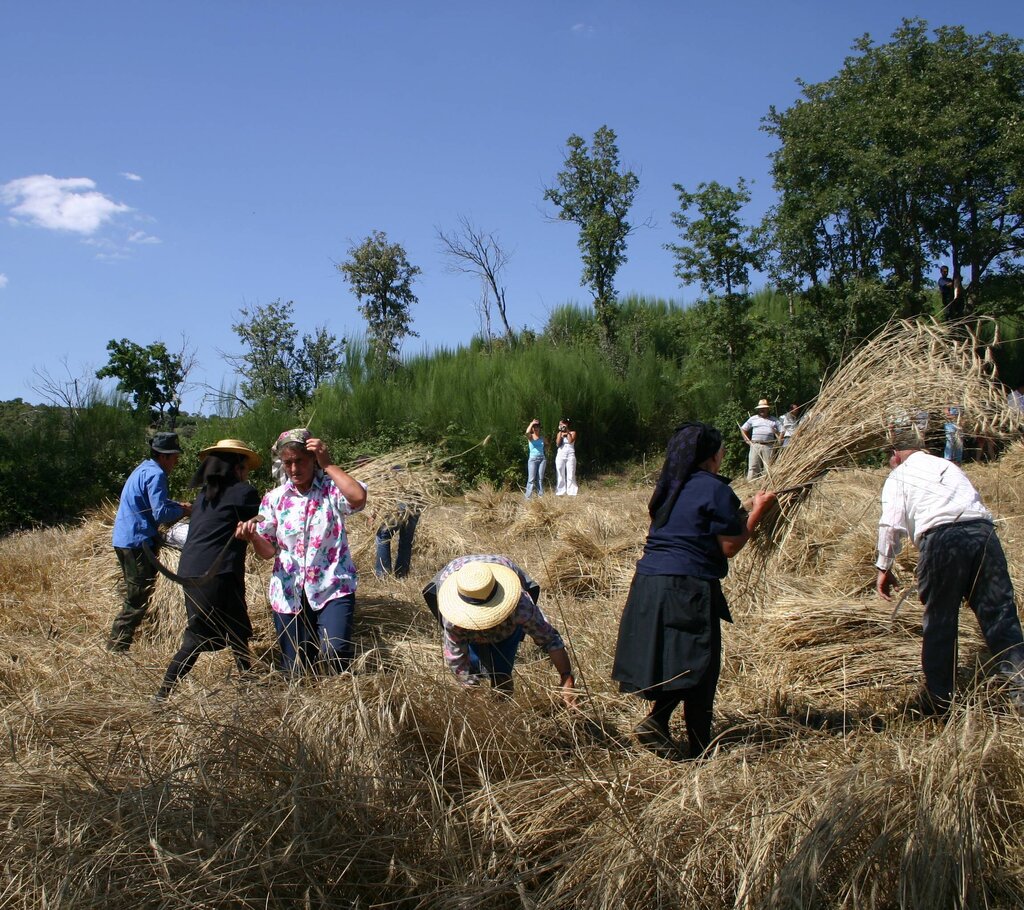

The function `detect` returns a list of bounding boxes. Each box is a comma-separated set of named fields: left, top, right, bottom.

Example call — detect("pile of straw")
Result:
left=7, top=383, right=1024, bottom=906
left=754, top=319, right=1017, bottom=562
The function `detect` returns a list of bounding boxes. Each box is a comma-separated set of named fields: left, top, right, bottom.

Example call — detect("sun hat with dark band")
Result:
left=198, top=438, right=263, bottom=471
left=437, top=562, right=523, bottom=630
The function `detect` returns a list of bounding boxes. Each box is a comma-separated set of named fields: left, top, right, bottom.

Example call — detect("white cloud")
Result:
left=121, top=172, right=143, bottom=182
left=0, top=273, right=8, bottom=289
left=0, top=175, right=131, bottom=234
left=571, top=22, right=595, bottom=35
left=128, top=230, right=161, bottom=245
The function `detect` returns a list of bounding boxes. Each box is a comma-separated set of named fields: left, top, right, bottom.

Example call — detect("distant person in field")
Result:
left=937, top=265, right=956, bottom=319
left=943, top=406, right=963, bottom=464
left=236, top=429, right=367, bottom=676
left=780, top=403, right=802, bottom=448
left=1008, top=383, right=1024, bottom=416
left=421, top=554, right=575, bottom=704
left=154, top=440, right=262, bottom=702
left=612, top=422, right=775, bottom=760
left=108, top=432, right=191, bottom=652
left=375, top=465, right=421, bottom=578
left=876, top=430, right=1024, bottom=715
left=740, top=398, right=781, bottom=479
left=555, top=417, right=578, bottom=496
left=524, top=418, right=547, bottom=497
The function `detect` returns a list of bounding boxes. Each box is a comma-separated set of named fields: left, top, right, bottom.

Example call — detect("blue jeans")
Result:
left=273, top=592, right=355, bottom=675
left=525, top=456, right=546, bottom=497
left=375, top=508, right=419, bottom=577
left=468, top=625, right=525, bottom=684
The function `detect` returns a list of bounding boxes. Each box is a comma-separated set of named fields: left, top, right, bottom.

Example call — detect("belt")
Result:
left=918, top=518, right=992, bottom=542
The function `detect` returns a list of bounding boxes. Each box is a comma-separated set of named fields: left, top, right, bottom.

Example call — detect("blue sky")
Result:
left=3, top=1, right=1023, bottom=410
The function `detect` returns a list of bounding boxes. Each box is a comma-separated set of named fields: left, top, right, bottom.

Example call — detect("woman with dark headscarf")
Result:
left=154, top=440, right=262, bottom=701
left=612, top=422, right=775, bottom=759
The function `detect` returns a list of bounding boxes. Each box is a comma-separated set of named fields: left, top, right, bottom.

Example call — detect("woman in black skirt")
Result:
left=612, top=422, right=774, bottom=759
left=154, top=440, right=262, bottom=701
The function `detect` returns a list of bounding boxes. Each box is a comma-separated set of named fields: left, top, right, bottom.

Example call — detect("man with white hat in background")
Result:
left=739, top=398, right=782, bottom=480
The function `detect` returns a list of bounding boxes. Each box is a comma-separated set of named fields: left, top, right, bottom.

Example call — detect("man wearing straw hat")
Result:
left=426, top=555, right=575, bottom=704
left=740, top=399, right=782, bottom=480
left=876, top=429, right=1024, bottom=714
left=108, top=432, right=192, bottom=652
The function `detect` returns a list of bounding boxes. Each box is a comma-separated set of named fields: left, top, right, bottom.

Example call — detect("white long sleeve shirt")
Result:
left=876, top=450, right=992, bottom=571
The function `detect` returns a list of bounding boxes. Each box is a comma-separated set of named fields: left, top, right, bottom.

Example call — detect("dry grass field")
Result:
left=5, top=447, right=1024, bottom=909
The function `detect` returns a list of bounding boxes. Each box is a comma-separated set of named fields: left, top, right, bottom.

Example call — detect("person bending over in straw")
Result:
left=876, top=429, right=1024, bottom=715
left=422, top=555, right=575, bottom=705
left=613, top=422, right=775, bottom=760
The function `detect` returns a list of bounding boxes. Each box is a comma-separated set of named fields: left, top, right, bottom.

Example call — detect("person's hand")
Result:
left=179, top=501, right=193, bottom=517
left=751, top=490, right=777, bottom=511
left=306, top=437, right=331, bottom=469
left=560, top=673, right=577, bottom=709
left=877, top=568, right=899, bottom=601
left=235, top=519, right=259, bottom=541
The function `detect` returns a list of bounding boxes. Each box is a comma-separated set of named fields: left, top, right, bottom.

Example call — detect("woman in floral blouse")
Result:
left=236, top=429, right=367, bottom=675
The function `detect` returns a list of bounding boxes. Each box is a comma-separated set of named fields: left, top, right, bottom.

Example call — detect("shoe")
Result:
left=633, top=716, right=685, bottom=761
left=907, top=688, right=951, bottom=718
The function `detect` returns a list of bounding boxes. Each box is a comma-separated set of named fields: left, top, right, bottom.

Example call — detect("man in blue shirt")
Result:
left=108, top=432, right=191, bottom=651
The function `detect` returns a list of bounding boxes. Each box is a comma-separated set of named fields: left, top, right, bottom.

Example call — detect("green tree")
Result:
left=96, top=338, right=186, bottom=428
left=338, top=230, right=420, bottom=374
left=544, top=125, right=640, bottom=346
left=764, top=19, right=1024, bottom=315
left=228, top=301, right=343, bottom=407
left=667, top=178, right=765, bottom=299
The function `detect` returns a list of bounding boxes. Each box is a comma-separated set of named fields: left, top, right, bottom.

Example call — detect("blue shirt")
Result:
left=111, top=459, right=184, bottom=548
left=636, top=470, right=743, bottom=580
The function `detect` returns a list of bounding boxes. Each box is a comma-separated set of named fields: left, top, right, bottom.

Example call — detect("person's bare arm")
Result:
left=308, top=438, right=367, bottom=510
left=718, top=491, right=776, bottom=557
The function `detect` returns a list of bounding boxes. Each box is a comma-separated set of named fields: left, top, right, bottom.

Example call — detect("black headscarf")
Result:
left=647, top=422, right=723, bottom=530
left=190, top=453, right=245, bottom=505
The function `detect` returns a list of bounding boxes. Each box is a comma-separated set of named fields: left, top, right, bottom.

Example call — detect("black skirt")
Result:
left=181, top=574, right=252, bottom=653
left=611, top=573, right=729, bottom=697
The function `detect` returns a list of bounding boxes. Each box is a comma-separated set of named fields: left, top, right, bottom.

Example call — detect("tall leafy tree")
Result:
left=764, top=19, right=1024, bottom=316
left=544, top=125, right=639, bottom=346
left=96, top=338, right=186, bottom=428
left=667, top=178, right=764, bottom=299
left=338, top=230, right=420, bottom=374
left=227, top=300, right=343, bottom=407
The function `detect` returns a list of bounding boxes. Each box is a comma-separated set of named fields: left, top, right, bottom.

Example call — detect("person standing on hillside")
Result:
left=555, top=418, right=579, bottom=496
left=108, top=432, right=191, bottom=652
left=937, top=265, right=956, bottom=319
left=876, top=434, right=1024, bottom=715
left=739, top=398, right=781, bottom=479
left=524, top=418, right=547, bottom=497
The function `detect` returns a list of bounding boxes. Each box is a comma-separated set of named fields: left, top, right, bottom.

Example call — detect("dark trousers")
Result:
left=917, top=520, right=1024, bottom=702
left=273, top=592, right=355, bottom=675
left=109, top=545, right=159, bottom=650
left=375, top=508, right=420, bottom=577
left=647, top=617, right=722, bottom=757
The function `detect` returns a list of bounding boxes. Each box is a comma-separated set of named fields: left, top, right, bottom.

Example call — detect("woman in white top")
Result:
left=555, top=418, right=578, bottom=496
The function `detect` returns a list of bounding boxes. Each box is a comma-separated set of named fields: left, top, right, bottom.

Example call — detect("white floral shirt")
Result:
left=257, top=472, right=367, bottom=614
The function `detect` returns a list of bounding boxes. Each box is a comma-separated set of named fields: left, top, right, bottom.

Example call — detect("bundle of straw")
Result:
left=752, top=319, right=1018, bottom=562
left=345, top=445, right=453, bottom=523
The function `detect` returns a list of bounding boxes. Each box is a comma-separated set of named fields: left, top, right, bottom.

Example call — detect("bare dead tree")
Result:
left=437, top=216, right=514, bottom=341
left=30, top=358, right=97, bottom=417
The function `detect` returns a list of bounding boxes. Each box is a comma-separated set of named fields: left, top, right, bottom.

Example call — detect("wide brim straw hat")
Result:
left=437, top=562, right=523, bottom=630
left=756, top=398, right=771, bottom=410
left=198, top=439, right=263, bottom=471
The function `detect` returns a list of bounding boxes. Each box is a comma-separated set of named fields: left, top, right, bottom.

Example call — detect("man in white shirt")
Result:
left=876, top=439, right=1024, bottom=714
left=740, top=398, right=782, bottom=480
